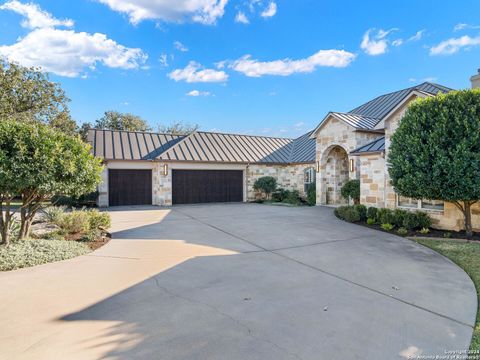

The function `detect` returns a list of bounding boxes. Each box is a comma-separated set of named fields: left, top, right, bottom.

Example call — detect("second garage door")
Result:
left=172, top=170, right=243, bottom=205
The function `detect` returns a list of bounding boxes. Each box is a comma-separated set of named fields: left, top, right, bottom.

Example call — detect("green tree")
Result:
left=388, top=89, right=480, bottom=238
left=340, top=179, right=360, bottom=205
left=0, top=121, right=103, bottom=245
left=0, top=60, right=77, bottom=133
left=95, top=111, right=151, bottom=132
left=158, top=121, right=199, bottom=135
left=253, top=176, right=277, bottom=200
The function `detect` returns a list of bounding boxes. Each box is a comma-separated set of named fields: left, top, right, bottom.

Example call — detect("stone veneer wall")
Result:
left=358, top=153, right=386, bottom=208
left=315, top=116, right=381, bottom=204
left=152, top=162, right=172, bottom=206
left=246, top=163, right=313, bottom=201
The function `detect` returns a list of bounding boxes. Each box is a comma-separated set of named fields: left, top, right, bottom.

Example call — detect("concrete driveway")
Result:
left=0, top=204, right=476, bottom=360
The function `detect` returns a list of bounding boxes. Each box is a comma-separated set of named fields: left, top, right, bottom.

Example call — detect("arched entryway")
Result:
left=320, top=145, right=349, bottom=205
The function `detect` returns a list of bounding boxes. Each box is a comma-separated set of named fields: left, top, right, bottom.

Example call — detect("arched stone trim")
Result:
left=317, top=144, right=350, bottom=205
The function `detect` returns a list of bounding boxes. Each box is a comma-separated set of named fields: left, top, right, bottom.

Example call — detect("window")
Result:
left=304, top=167, right=316, bottom=192
left=397, top=195, right=444, bottom=211
left=421, top=199, right=444, bottom=211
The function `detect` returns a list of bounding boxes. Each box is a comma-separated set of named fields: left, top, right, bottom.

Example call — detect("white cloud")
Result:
left=430, top=35, right=480, bottom=55
left=229, top=49, right=355, bottom=77
left=409, top=76, right=437, bottom=83
left=0, top=28, right=147, bottom=77
left=174, top=41, right=188, bottom=52
left=260, top=1, right=276, bottom=18
left=0, top=0, right=73, bottom=29
left=169, top=61, right=228, bottom=82
left=454, top=23, right=480, bottom=32
left=186, top=90, right=211, bottom=96
left=392, top=39, right=403, bottom=47
left=0, top=2, right=146, bottom=77
left=360, top=28, right=397, bottom=55
left=408, top=29, right=425, bottom=42
left=159, top=53, right=168, bottom=67
left=235, top=11, right=249, bottom=24
left=97, top=0, right=228, bottom=25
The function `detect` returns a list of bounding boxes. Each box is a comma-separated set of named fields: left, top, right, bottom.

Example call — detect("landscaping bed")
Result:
left=1, top=206, right=111, bottom=271
left=410, top=238, right=480, bottom=352
left=334, top=204, right=480, bottom=240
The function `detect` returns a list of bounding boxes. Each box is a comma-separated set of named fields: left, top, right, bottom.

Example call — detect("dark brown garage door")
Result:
left=172, top=170, right=243, bottom=205
left=109, top=169, right=152, bottom=206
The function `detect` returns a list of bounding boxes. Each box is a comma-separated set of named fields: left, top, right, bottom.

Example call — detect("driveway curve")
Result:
left=0, top=204, right=476, bottom=360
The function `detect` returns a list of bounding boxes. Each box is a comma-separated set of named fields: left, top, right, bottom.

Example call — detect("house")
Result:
left=89, top=70, right=480, bottom=232
left=312, top=71, right=480, bottom=231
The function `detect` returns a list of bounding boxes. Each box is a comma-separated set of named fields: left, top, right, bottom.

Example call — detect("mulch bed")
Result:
left=64, top=231, right=111, bottom=251
left=358, top=222, right=480, bottom=241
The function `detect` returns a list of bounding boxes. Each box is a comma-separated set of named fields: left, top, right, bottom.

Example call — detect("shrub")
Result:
left=253, top=176, right=277, bottom=199
left=402, top=211, right=432, bottom=230
left=340, top=179, right=360, bottom=204
left=397, top=227, right=408, bottom=236
left=381, top=223, right=394, bottom=231
left=306, top=183, right=316, bottom=206
left=392, top=209, right=408, bottom=228
left=444, top=232, right=452, bottom=238
left=271, top=188, right=289, bottom=202
left=366, top=218, right=376, bottom=225
left=43, top=206, right=67, bottom=224
left=345, top=207, right=362, bottom=223
left=334, top=206, right=349, bottom=220
left=57, top=210, right=90, bottom=234
left=419, top=227, right=430, bottom=234
left=416, top=212, right=432, bottom=229
left=283, top=190, right=302, bottom=205
left=51, top=191, right=99, bottom=207
left=377, top=208, right=395, bottom=225
left=354, top=204, right=367, bottom=221
left=87, top=210, right=111, bottom=231
left=366, top=207, right=378, bottom=222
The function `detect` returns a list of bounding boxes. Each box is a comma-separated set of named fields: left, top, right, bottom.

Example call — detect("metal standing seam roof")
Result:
left=88, top=129, right=316, bottom=164
left=350, top=136, right=385, bottom=155
left=348, top=82, right=453, bottom=123
left=330, top=112, right=380, bottom=130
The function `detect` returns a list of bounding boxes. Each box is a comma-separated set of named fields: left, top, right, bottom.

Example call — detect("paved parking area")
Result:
left=0, top=203, right=476, bottom=359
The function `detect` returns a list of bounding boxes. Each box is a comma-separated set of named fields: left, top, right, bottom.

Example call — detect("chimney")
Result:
left=471, top=69, right=480, bottom=89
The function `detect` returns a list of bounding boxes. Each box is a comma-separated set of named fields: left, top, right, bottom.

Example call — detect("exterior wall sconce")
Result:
left=349, top=158, right=355, bottom=172
left=316, top=161, right=320, bottom=173
left=162, top=164, right=168, bottom=176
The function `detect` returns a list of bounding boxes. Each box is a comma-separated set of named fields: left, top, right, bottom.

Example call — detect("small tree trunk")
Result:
left=463, top=201, right=473, bottom=239
left=0, top=199, right=12, bottom=247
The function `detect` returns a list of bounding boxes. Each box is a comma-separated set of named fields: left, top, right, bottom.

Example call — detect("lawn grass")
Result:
left=0, top=239, right=90, bottom=271
left=411, top=238, right=480, bottom=351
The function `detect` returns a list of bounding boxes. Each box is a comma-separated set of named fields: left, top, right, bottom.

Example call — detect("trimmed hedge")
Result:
left=335, top=205, right=432, bottom=232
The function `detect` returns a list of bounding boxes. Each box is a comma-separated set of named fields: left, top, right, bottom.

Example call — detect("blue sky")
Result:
left=0, top=0, right=479, bottom=137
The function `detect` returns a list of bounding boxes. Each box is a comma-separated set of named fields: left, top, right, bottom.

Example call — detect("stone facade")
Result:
left=246, top=163, right=313, bottom=201
left=314, top=116, right=380, bottom=204
left=358, top=153, right=386, bottom=208
left=152, top=162, right=172, bottom=206
left=350, top=95, right=480, bottom=232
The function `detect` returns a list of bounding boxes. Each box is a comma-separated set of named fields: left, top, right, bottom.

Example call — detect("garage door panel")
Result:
left=109, top=169, right=152, bottom=206
left=173, top=170, right=243, bottom=205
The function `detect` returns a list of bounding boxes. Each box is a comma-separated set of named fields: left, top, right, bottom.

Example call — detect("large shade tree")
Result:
left=0, top=60, right=77, bottom=136
left=94, top=111, right=152, bottom=132
left=0, top=121, right=103, bottom=245
left=388, top=89, right=480, bottom=238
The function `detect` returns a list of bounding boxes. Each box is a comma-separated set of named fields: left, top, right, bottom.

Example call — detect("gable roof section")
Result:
left=350, top=136, right=385, bottom=155
left=311, top=82, right=453, bottom=137
left=88, top=128, right=316, bottom=164
left=349, top=82, right=452, bottom=122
